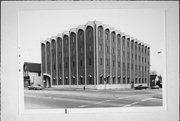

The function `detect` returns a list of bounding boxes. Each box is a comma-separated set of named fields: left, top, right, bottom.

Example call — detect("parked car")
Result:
left=134, top=85, right=148, bottom=90
left=150, top=85, right=160, bottom=89
left=156, top=81, right=162, bottom=88
left=27, top=84, right=43, bottom=90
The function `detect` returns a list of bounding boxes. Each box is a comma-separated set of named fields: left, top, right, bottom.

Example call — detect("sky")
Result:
left=18, top=8, right=165, bottom=75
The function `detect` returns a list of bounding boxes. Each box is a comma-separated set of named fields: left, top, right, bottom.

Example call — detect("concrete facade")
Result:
left=41, top=21, right=150, bottom=89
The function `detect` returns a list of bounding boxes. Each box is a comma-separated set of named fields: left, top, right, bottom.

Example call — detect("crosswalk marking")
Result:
left=79, top=105, right=88, bottom=108
left=141, top=98, right=155, bottom=102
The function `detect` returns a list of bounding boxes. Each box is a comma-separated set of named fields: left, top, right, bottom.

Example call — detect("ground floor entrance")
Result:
left=43, top=73, right=51, bottom=88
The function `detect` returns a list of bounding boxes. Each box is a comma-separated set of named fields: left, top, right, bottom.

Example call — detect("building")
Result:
left=41, top=21, right=150, bottom=89
left=23, top=62, right=41, bottom=87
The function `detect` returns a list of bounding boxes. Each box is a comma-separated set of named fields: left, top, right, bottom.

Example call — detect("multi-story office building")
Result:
left=41, top=21, right=150, bottom=89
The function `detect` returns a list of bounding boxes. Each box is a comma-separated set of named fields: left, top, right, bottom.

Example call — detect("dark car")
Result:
left=134, top=85, right=148, bottom=90
left=156, top=81, right=162, bottom=88
left=27, top=84, right=43, bottom=90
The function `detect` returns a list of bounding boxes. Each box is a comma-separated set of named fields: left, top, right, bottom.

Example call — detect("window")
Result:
left=66, top=62, right=68, bottom=69
left=106, top=46, right=109, bottom=53
left=59, top=64, right=61, bottom=70
left=72, top=48, right=74, bottom=55
left=112, top=48, right=114, bottom=54
left=100, top=58, right=103, bottom=65
left=54, top=65, right=56, bottom=70
left=73, top=61, right=75, bottom=68
left=113, top=60, right=115, bottom=67
left=80, top=47, right=83, bottom=53
left=127, top=52, right=129, bottom=59
left=127, top=64, right=129, bottom=70
left=106, top=59, right=109, bottom=66
left=99, top=44, right=103, bottom=51
left=105, top=32, right=108, bottom=41
left=88, top=30, right=92, bottom=39
left=89, top=46, right=92, bottom=51
left=64, top=49, right=67, bottom=56
left=98, top=30, right=102, bottom=38
left=123, top=51, right=125, bottom=57
left=123, top=39, right=125, bottom=46
left=123, top=63, right=126, bottom=75
left=66, top=39, right=68, bottom=45
left=131, top=54, right=133, bottom=59
left=118, top=49, right=120, bottom=56
left=118, top=61, right=120, bottom=67
left=139, top=66, right=141, bottom=70
left=118, top=37, right=120, bottom=44
left=89, top=58, right=91, bottom=66
left=131, top=43, right=133, bottom=49
left=139, top=47, right=141, bottom=52
left=112, top=35, right=115, bottom=42
left=131, top=64, right=133, bottom=70
left=80, top=60, right=83, bottom=67
left=72, top=36, right=75, bottom=43
left=80, top=33, right=83, bottom=40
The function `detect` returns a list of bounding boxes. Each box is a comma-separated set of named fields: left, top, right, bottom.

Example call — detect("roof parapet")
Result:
left=63, top=31, right=69, bottom=36
left=126, top=35, right=130, bottom=39
left=121, top=32, right=126, bottom=37
left=116, top=30, right=121, bottom=35
left=46, top=38, right=51, bottom=43
left=57, top=33, right=63, bottom=38
left=41, top=40, right=46, bottom=44
left=94, top=21, right=103, bottom=27
left=103, top=24, right=110, bottom=30
left=85, top=21, right=95, bottom=28
left=130, top=36, right=135, bottom=41
left=109, top=27, right=115, bottom=32
left=50, top=36, right=57, bottom=41
left=77, top=25, right=85, bottom=31
left=70, top=28, right=77, bottom=33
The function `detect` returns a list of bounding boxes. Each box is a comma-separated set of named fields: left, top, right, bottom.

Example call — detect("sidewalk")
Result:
left=24, top=87, right=162, bottom=99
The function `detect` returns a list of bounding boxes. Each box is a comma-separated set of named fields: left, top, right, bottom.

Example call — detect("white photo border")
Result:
left=1, top=1, right=179, bottom=121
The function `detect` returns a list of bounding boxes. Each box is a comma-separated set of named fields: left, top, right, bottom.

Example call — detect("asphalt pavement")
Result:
left=24, top=87, right=162, bottom=109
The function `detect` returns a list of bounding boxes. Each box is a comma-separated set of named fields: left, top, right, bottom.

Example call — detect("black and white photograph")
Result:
left=18, top=8, right=166, bottom=110
left=2, top=1, right=179, bottom=121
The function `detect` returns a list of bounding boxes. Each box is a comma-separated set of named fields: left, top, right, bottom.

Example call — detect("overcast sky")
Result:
left=18, top=8, right=165, bottom=75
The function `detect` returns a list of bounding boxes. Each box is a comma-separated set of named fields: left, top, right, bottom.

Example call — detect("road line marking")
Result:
left=94, top=100, right=111, bottom=104
left=123, top=104, right=131, bottom=107
left=131, top=102, right=139, bottom=105
left=105, top=100, right=110, bottom=102
left=141, top=98, right=155, bottom=102
left=123, top=101, right=139, bottom=107
left=116, top=94, right=154, bottom=100
left=79, top=105, right=88, bottom=108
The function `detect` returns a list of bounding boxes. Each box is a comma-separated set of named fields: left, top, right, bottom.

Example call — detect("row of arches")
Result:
left=41, top=21, right=150, bottom=88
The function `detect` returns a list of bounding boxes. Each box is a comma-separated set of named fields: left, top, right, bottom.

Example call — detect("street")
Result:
left=24, top=87, right=162, bottom=109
